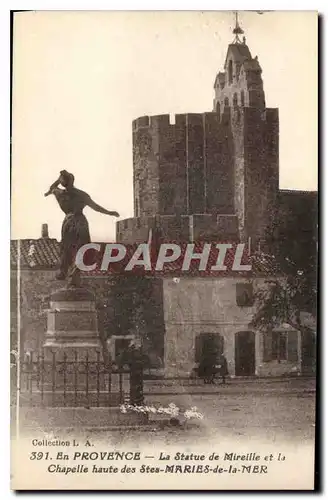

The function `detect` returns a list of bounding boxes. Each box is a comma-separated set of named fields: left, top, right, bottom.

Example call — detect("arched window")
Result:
left=216, top=102, right=221, bottom=114
left=224, top=97, right=229, bottom=109
left=228, top=60, right=233, bottom=84
left=241, top=90, right=245, bottom=107
left=233, top=93, right=238, bottom=108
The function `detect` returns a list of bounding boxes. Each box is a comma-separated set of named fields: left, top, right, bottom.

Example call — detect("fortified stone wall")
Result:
left=231, top=106, right=279, bottom=247
left=116, top=213, right=239, bottom=244
left=126, top=105, right=279, bottom=247
left=132, top=112, right=237, bottom=219
left=133, top=117, right=160, bottom=217
left=243, top=107, right=279, bottom=245
left=203, top=110, right=235, bottom=214
left=274, top=189, right=318, bottom=291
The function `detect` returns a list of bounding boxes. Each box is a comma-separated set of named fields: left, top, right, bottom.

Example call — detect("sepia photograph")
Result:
left=10, top=10, right=318, bottom=490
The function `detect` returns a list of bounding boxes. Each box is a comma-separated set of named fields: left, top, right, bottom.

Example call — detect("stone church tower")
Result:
left=117, top=18, right=279, bottom=250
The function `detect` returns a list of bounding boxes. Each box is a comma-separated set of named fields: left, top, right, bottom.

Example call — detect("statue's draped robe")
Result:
left=54, top=187, right=91, bottom=276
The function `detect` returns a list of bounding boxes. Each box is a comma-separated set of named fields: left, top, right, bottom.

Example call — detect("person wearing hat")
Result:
left=45, top=170, right=119, bottom=284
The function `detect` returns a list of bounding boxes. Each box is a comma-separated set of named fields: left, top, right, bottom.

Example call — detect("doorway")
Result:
left=235, top=331, right=255, bottom=376
left=195, top=333, right=224, bottom=364
left=301, top=328, right=316, bottom=375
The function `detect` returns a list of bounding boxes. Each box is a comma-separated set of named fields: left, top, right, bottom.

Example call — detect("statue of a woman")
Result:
left=45, top=170, right=119, bottom=285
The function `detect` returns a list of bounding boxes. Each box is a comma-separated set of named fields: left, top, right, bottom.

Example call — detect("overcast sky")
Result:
left=11, top=11, right=318, bottom=242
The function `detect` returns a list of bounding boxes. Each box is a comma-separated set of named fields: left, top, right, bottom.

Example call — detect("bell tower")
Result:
left=213, top=12, right=266, bottom=114
left=117, top=13, right=279, bottom=249
left=213, top=13, right=279, bottom=248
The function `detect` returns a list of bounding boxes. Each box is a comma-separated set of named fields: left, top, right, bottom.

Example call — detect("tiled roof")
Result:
left=11, top=238, right=61, bottom=269
left=10, top=237, right=278, bottom=277
left=10, top=238, right=112, bottom=270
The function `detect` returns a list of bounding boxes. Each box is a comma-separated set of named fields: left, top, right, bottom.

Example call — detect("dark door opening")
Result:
left=235, top=331, right=255, bottom=376
left=195, top=333, right=224, bottom=364
left=301, top=329, right=316, bottom=375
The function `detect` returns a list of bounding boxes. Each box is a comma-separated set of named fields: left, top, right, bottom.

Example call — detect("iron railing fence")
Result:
left=12, top=349, right=131, bottom=408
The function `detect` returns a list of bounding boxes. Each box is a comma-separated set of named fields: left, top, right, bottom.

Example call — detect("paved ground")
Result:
left=143, top=376, right=316, bottom=395
left=16, top=378, right=316, bottom=449
left=14, top=379, right=316, bottom=490
left=90, top=378, right=316, bottom=447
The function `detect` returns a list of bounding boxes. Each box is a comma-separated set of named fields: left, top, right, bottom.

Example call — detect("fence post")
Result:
left=129, top=356, right=144, bottom=406
left=85, top=351, right=89, bottom=405
left=36, top=351, right=40, bottom=390
left=74, top=350, right=78, bottom=407
left=96, top=351, right=100, bottom=407
left=119, top=371, right=123, bottom=404
left=28, top=351, right=33, bottom=405
left=40, top=350, right=44, bottom=405
left=51, top=351, right=56, bottom=407
left=63, top=352, right=67, bottom=407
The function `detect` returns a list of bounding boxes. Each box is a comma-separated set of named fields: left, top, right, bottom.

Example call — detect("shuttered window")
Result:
left=263, top=331, right=298, bottom=362
left=263, top=331, right=272, bottom=362
left=287, top=331, right=299, bottom=362
left=272, top=332, right=287, bottom=361
left=236, top=283, right=254, bottom=307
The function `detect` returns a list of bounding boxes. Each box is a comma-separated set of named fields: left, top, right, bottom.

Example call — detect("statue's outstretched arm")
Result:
left=87, top=197, right=119, bottom=217
left=44, top=177, right=63, bottom=197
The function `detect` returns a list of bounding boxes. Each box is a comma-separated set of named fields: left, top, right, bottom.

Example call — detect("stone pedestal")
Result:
left=42, top=287, right=117, bottom=406
left=44, top=287, right=100, bottom=352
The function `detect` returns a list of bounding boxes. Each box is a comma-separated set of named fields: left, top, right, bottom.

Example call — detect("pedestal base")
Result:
left=44, top=287, right=100, bottom=350
left=43, top=286, right=106, bottom=394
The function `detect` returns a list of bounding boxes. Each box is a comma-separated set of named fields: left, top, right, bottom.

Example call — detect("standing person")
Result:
left=125, top=340, right=145, bottom=405
left=199, top=350, right=217, bottom=384
left=218, top=354, right=229, bottom=384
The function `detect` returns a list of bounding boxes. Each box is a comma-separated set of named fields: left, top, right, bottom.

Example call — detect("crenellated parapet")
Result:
left=132, top=111, right=236, bottom=220
left=116, top=213, right=239, bottom=245
left=122, top=32, right=281, bottom=248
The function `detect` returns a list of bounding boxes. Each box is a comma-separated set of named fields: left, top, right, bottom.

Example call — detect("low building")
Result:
left=11, top=229, right=314, bottom=378
left=160, top=275, right=302, bottom=378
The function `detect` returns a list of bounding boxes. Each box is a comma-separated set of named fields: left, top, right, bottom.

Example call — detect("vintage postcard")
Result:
left=10, top=10, right=318, bottom=490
